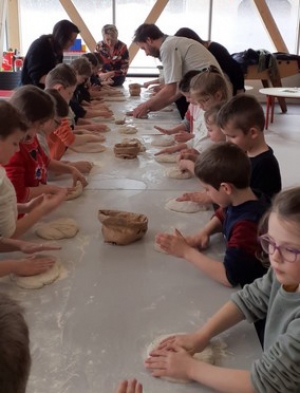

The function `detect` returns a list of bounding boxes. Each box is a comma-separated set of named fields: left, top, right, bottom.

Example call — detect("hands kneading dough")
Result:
left=11, top=257, right=62, bottom=289
left=66, top=181, right=83, bottom=201
left=146, top=333, right=226, bottom=384
left=35, top=218, right=79, bottom=240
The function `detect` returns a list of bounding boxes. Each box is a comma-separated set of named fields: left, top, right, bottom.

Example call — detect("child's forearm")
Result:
left=13, top=205, right=47, bottom=238
left=183, top=247, right=231, bottom=286
left=48, top=160, right=74, bottom=175
left=195, top=301, right=246, bottom=346
left=201, top=216, right=222, bottom=236
left=188, top=361, right=254, bottom=393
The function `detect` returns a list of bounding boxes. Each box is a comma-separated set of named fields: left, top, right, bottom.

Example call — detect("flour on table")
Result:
left=151, top=135, right=174, bottom=147
left=155, top=153, right=178, bottom=163
left=69, top=143, right=106, bottom=153
left=117, top=125, right=138, bottom=134
left=165, top=167, right=192, bottom=179
left=11, top=258, right=62, bottom=289
left=165, top=198, right=208, bottom=213
left=104, top=96, right=126, bottom=102
left=146, top=333, right=227, bottom=383
left=66, top=181, right=83, bottom=201
left=35, top=218, right=79, bottom=240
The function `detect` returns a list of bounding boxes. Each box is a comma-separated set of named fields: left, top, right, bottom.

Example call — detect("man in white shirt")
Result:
left=132, top=23, right=222, bottom=118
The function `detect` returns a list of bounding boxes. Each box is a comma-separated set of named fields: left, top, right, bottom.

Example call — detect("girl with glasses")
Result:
left=146, top=186, right=300, bottom=392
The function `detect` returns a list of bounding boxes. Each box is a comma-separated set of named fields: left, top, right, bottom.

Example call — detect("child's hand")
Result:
left=145, top=346, right=194, bottom=382
left=38, top=189, right=67, bottom=214
left=18, top=240, right=61, bottom=254
left=18, top=194, right=45, bottom=213
left=153, top=333, right=202, bottom=355
left=154, top=125, right=173, bottom=135
left=13, top=256, right=56, bottom=277
left=155, top=229, right=191, bottom=258
left=176, top=191, right=210, bottom=205
left=86, top=124, right=110, bottom=132
left=70, top=161, right=93, bottom=174
left=70, top=168, right=88, bottom=188
left=185, top=233, right=209, bottom=249
left=116, top=380, right=143, bottom=393
left=177, top=148, right=200, bottom=162
left=174, top=133, right=194, bottom=143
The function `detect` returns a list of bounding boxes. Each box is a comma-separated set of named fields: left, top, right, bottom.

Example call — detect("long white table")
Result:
left=0, top=85, right=262, bottom=393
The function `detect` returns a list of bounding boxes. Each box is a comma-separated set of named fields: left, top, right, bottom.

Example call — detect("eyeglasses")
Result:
left=259, top=234, right=300, bottom=263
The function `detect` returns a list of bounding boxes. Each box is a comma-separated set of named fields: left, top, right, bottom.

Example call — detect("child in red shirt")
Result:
left=5, top=85, right=87, bottom=203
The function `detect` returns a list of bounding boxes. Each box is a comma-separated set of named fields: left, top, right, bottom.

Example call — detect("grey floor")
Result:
left=262, top=103, right=300, bottom=189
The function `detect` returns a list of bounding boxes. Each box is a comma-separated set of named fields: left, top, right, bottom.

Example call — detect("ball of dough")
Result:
left=35, top=218, right=79, bottom=240
left=11, top=257, right=62, bottom=289
left=66, top=181, right=83, bottom=201
left=165, top=167, right=193, bottom=179
left=147, top=333, right=218, bottom=384
left=118, top=125, right=138, bottom=134
left=151, top=135, right=174, bottom=147
left=165, top=198, right=208, bottom=213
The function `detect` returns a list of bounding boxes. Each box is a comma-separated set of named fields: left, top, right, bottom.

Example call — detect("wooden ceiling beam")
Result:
left=128, top=0, right=170, bottom=64
left=252, top=0, right=289, bottom=53
left=7, top=0, right=20, bottom=52
left=59, top=0, right=96, bottom=52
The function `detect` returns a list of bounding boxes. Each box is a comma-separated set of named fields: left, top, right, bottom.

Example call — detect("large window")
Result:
left=18, top=0, right=300, bottom=70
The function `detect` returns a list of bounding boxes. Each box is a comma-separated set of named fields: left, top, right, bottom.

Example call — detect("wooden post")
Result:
left=7, top=0, right=20, bottom=53
left=59, top=0, right=97, bottom=52
left=252, top=0, right=289, bottom=53
left=128, top=0, right=170, bottom=65
left=0, top=0, right=8, bottom=68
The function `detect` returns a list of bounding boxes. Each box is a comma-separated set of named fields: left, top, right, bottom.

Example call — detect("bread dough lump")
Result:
left=66, top=181, right=83, bottom=201
left=151, top=135, right=174, bottom=147
left=155, top=153, right=178, bottom=163
left=11, top=258, right=62, bottom=289
left=35, top=218, right=79, bottom=240
left=165, top=198, right=208, bottom=213
left=147, top=333, right=226, bottom=383
left=118, top=125, right=138, bottom=134
left=70, top=143, right=106, bottom=153
left=165, top=167, right=192, bottom=179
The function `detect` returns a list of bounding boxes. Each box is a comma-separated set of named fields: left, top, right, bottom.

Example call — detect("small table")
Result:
left=259, top=87, right=300, bottom=129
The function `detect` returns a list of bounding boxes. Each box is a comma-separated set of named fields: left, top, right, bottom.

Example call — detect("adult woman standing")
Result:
left=175, top=27, right=245, bottom=95
left=21, top=20, right=80, bottom=88
left=95, top=24, right=129, bottom=86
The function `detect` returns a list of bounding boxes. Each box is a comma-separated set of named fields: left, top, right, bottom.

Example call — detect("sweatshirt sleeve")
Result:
left=231, top=269, right=272, bottom=322
left=251, top=317, right=300, bottom=393
left=54, top=118, right=76, bottom=146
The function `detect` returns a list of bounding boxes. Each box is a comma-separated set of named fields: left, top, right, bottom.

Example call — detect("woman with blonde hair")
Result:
left=95, top=24, right=129, bottom=86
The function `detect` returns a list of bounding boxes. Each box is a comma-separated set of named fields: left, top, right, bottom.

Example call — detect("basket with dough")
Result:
left=113, top=142, right=140, bottom=159
left=98, top=209, right=148, bottom=245
left=128, top=83, right=141, bottom=96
